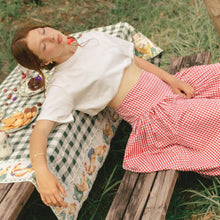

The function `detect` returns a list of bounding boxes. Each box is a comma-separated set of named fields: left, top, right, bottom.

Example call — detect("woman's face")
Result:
left=26, top=27, right=68, bottom=65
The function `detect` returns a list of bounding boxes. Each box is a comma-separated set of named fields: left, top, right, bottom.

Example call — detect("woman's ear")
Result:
left=43, top=60, right=52, bottom=66
left=40, top=59, right=55, bottom=69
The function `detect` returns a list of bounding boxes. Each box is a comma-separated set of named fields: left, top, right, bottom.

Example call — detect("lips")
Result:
left=57, top=34, right=62, bottom=44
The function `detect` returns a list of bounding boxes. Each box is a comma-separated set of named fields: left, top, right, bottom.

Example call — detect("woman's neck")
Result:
left=56, top=42, right=78, bottom=64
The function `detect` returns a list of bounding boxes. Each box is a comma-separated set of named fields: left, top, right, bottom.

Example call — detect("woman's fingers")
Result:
left=54, top=179, right=67, bottom=207
left=173, top=81, right=194, bottom=99
left=40, top=183, right=67, bottom=207
left=43, top=195, right=53, bottom=207
left=41, top=193, right=66, bottom=207
left=47, top=194, right=65, bottom=207
left=171, top=76, right=195, bottom=99
left=174, top=87, right=193, bottom=99
left=41, top=194, right=50, bottom=206
left=183, top=85, right=195, bottom=99
left=53, top=192, right=68, bottom=207
left=57, top=180, right=67, bottom=197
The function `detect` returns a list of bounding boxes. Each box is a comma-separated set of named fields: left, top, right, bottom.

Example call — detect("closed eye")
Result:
left=43, top=43, right=46, bottom=51
left=41, top=28, right=46, bottom=50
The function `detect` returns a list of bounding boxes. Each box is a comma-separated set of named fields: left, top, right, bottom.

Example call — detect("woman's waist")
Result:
left=113, top=68, right=175, bottom=123
left=107, top=63, right=142, bottom=109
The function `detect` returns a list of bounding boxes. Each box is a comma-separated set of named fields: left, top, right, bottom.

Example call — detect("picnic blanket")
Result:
left=0, top=22, right=162, bottom=219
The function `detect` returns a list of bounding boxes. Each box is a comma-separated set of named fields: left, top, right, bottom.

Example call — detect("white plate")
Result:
left=19, top=72, right=52, bottom=97
left=0, top=106, right=38, bottom=133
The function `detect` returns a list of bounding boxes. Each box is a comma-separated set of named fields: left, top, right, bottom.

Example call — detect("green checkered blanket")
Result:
left=0, top=22, right=162, bottom=219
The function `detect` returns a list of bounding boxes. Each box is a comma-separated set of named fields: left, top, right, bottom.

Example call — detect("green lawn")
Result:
left=1, top=0, right=220, bottom=219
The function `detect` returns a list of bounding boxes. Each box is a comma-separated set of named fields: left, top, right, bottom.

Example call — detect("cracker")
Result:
left=2, top=117, right=16, bottom=126
left=14, top=118, right=24, bottom=127
left=13, top=112, right=24, bottom=119
left=23, top=118, right=31, bottom=126
left=26, top=112, right=32, bottom=119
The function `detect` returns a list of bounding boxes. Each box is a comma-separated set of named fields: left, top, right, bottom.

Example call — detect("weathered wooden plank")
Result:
left=123, top=172, right=157, bottom=220
left=141, top=171, right=166, bottom=220
left=204, top=0, right=220, bottom=38
left=168, top=51, right=211, bottom=75
left=105, top=171, right=139, bottom=220
left=154, top=170, right=179, bottom=217
left=142, top=170, right=178, bottom=220
left=195, top=50, right=212, bottom=65
left=0, top=182, right=34, bottom=220
left=0, top=183, right=13, bottom=202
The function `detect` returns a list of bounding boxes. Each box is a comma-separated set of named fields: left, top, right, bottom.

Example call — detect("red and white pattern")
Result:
left=116, top=63, right=220, bottom=176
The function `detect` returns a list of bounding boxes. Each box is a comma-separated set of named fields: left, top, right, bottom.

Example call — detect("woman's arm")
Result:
left=134, top=55, right=194, bottom=98
left=30, top=120, right=67, bottom=208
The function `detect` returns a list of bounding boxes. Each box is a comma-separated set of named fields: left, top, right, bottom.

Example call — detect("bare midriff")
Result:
left=107, top=63, right=142, bottom=110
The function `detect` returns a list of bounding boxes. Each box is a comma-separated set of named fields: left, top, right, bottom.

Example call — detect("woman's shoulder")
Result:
left=80, top=30, right=112, bottom=41
left=80, top=30, right=101, bottom=39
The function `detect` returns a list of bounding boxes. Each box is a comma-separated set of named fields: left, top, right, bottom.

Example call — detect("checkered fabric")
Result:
left=0, top=22, right=162, bottom=219
left=116, top=64, right=220, bottom=176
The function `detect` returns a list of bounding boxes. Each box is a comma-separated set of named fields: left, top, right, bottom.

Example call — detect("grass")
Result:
left=182, top=178, right=220, bottom=219
left=167, top=174, right=220, bottom=220
left=1, top=0, right=220, bottom=219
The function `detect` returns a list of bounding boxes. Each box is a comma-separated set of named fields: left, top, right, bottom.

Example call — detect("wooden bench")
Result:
left=0, top=182, right=34, bottom=220
left=0, top=51, right=211, bottom=220
left=106, top=51, right=211, bottom=220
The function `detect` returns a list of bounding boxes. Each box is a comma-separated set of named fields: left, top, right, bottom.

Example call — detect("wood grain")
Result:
left=105, top=171, right=139, bottom=220
left=0, top=182, right=34, bottom=220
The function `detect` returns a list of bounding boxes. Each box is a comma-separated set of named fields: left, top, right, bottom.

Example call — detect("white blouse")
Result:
left=37, top=31, right=134, bottom=123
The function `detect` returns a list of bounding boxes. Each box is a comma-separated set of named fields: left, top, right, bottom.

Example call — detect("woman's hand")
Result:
left=133, top=56, right=194, bottom=98
left=35, top=167, right=67, bottom=207
left=169, top=76, right=194, bottom=98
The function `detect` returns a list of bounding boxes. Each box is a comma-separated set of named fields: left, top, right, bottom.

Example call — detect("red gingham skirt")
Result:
left=116, top=63, right=220, bottom=176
